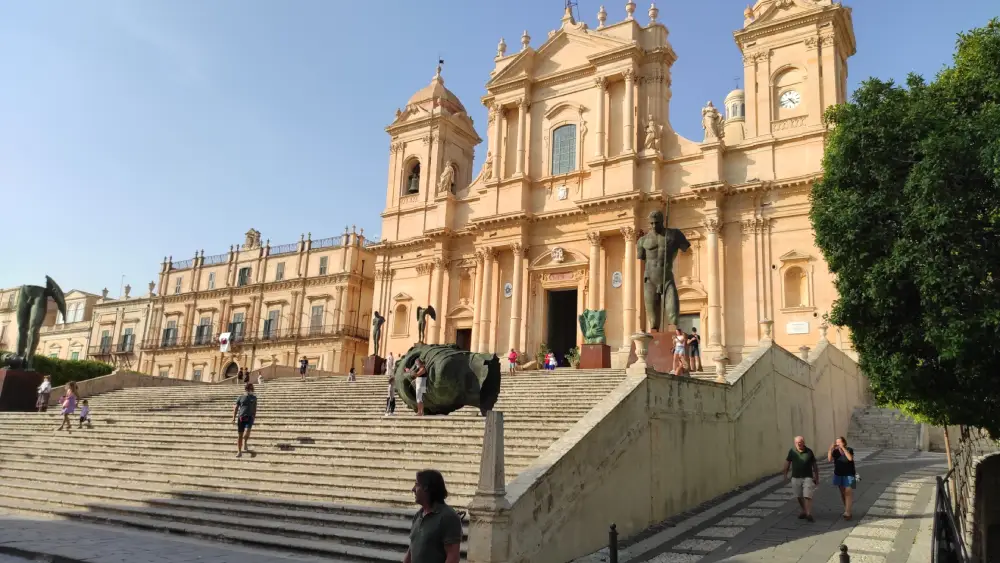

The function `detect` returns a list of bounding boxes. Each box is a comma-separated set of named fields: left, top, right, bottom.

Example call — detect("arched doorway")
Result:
left=223, top=361, right=239, bottom=380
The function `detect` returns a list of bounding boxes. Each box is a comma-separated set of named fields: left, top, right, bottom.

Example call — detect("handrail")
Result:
left=932, top=471, right=970, bottom=563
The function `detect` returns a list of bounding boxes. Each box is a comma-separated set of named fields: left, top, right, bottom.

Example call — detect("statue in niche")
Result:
left=437, top=161, right=456, bottom=194
left=702, top=101, right=724, bottom=142
left=406, top=163, right=421, bottom=194
left=637, top=210, right=691, bottom=332
left=481, top=152, right=494, bottom=181
left=643, top=115, right=663, bottom=151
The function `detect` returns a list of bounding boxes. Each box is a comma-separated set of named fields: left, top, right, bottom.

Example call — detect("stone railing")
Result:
left=468, top=331, right=869, bottom=563
left=48, top=370, right=205, bottom=405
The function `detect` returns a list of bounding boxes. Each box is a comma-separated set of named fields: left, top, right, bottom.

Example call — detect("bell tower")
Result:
left=735, top=0, right=856, bottom=139
left=381, top=64, right=481, bottom=240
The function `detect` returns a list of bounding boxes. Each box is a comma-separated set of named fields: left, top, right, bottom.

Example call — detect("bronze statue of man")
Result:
left=416, top=305, right=436, bottom=344
left=15, top=276, right=67, bottom=370
left=637, top=210, right=690, bottom=332
left=371, top=311, right=385, bottom=357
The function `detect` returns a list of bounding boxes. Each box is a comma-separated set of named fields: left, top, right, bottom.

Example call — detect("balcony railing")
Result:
left=171, top=259, right=194, bottom=270
left=271, top=242, right=298, bottom=255
left=312, top=237, right=341, bottom=250
left=203, top=252, right=228, bottom=266
left=139, top=324, right=369, bottom=350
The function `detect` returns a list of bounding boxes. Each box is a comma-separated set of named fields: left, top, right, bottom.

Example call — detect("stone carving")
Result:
left=481, top=151, right=494, bottom=181
left=578, top=309, right=607, bottom=344
left=392, top=344, right=501, bottom=416
left=702, top=102, right=724, bottom=142
left=371, top=311, right=385, bottom=357
left=416, top=305, right=437, bottom=344
left=496, top=37, right=507, bottom=58
left=643, top=114, right=662, bottom=151
left=123, top=284, right=131, bottom=298
left=244, top=229, right=262, bottom=250
left=551, top=247, right=565, bottom=263
left=437, top=161, right=456, bottom=194
left=638, top=210, right=691, bottom=332
left=2, top=277, right=68, bottom=370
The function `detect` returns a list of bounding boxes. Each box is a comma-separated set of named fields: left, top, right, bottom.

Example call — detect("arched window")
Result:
left=392, top=304, right=409, bottom=336
left=551, top=124, right=577, bottom=176
left=448, top=163, right=459, bottom=193
left=783, top=266, right=809, bottom=308
left=405, top=161, right=421, bottom=195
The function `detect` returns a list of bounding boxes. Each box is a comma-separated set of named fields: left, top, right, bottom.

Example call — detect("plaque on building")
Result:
left=503, top=282, right=513, bottom=298
left=786, top=322, right=809, bottom=335
left=557, top=186, right=568, bottom=200
left=611, top=271, right=623, bottom=288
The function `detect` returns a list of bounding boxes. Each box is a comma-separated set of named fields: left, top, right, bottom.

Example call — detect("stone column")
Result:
left=491, top=104, right=503, bottom=181
left=478, top=248, right=495, bottom=354
left=515, top=100, right=527, bottom=176
left=470, top=253, right=485, bottom=352
left=623, top=70, right=636, bottom=153
left=428, top=258, right=445, bottom=345
left=587, top=232, right=602, bottom=310
left=467, top=411, right=511, bottom=563
left=704, top=217, right=723, bottom=349
left=336, top=286, right=346, bottom=330
left=594, top=77, right=606, bottom=158
left=621, top=226, right=637, bottom=343
left=508, top=243, right=524, bottom=353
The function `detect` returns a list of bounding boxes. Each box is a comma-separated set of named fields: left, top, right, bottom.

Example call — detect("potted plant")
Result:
left=566, top=347, right=581, bottom=369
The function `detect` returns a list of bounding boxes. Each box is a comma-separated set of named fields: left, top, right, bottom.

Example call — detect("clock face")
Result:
left=780, top=90, right=802, bottom=109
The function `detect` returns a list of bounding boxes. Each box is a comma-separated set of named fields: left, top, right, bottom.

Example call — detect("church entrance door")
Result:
left=455, top=329, right=472, bottom=351
left=546, top=289, right=578, bottom=367
left=223, top=362, right=239, bottom=380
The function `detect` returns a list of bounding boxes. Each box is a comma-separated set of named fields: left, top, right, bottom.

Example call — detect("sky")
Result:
left=0, top=0, right=996, bottom=296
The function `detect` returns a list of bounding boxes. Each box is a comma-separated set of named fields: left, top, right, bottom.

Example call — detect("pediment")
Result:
left=778, top=249, right=813, bottom=263
left=529, top=246, right=588, bottom=269
left=678, top=285, right=709, bottom=300
left=392, top=292, right=413, bottom=302
left=544, top=101, right=588, bottom=119
left=745, top=0, right=832, bottom=29
left=488, top=27, right=630, bottom=86
left=446, top=305, right=474, bottom=319
left=63, top=290, right=93, bottom=301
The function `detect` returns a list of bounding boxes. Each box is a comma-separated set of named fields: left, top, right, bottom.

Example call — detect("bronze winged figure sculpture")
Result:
left=416, top=305, right=437, bottom=344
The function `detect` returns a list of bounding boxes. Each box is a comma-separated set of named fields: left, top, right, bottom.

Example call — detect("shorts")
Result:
left=674, top=346, right=685, bottom=355
left=833, top=475, right=857, bottom=489
left=299, top=368, right=306, bottom=375
left=237, top=417, right=254, bottom=433
left=689, top=347, right=700, bottom=357
left=791, top=477, right=816, bottom=499
left=414, top=377, right=427, bottom=402
left=508, top=362, right=516, bottom=369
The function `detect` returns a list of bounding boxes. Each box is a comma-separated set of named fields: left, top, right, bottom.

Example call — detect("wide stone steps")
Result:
left=0, top=368, right=628, bottom=560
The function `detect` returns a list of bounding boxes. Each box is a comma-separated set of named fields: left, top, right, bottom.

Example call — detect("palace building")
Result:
left=369, top=0, right=856, bottom=368
left=139, top=228, right=376, bottom=380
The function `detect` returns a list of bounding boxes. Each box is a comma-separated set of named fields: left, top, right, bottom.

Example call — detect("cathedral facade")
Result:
left=369, top=0, right=857, bottom=368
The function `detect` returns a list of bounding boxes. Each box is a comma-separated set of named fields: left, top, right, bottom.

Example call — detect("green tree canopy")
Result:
left=811, top=19, right=1000, bottom=436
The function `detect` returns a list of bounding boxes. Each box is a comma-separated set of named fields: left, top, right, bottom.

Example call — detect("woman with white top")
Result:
left=36, top=375, right=52, bottom=412
left=671, top=327, right=688, bottom=376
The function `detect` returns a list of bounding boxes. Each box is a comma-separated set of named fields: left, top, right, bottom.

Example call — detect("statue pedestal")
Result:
left=363, top=355, right=386, bottom=376
left=579, top=344, right=611, bottom=369
left=0, top=369, right=44, bottom=412
left=625, top=327, right=677, bottom=373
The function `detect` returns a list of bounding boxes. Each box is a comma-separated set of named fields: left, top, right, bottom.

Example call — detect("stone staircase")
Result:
left=847, top=406, right=921, bottom=450
left=0, top=369, right=626, bottom=561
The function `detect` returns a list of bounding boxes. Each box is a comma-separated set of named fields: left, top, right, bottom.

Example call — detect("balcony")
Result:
left=138, top=324, right=369, bottom=351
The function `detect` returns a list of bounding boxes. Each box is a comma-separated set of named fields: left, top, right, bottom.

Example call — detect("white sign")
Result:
left=503, top=282, right=513, bottom=298
left=557, top=186, right=568, bottom=200
left=786, top=322, right=810, bottom=335
left=611, top=272, right=623, bottom=288
left=219, top=332, right=232, bottom=353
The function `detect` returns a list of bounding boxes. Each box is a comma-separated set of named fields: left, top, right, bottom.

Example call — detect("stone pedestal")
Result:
left=579, top=344, right=611, bottom=369
left=363, top=355, right=386, bottom=376
left=0, top=369, right=44, bottom=412
left=625, top=327, right=677, bottom=373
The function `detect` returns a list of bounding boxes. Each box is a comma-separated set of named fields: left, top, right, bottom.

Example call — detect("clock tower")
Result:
left=735, top=0, right=856, bottom=138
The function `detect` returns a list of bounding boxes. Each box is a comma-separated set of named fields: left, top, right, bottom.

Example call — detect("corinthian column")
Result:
left=623, top=70, right=636, bottom=153
left=621, top=226, right=637, bottom=343
left=478, top=248, right=495, bottom=354
left=428, top=258, right=445, bottom=344
left=704, top=217, right=723, bottom=349
left=470, top=253, right=484, bottom=352
left=491, top=104, right=503, bottom=180
left=594, top=77, right=606, bottom=158
left=508, top=243, right=525, bottom=351
left=515, top=100, right=527, bottom=176
left=587, top=232, right=602, bottom=310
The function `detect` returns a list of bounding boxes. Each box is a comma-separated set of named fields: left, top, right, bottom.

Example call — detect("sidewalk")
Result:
left=577, top=449, right=947, bottom=563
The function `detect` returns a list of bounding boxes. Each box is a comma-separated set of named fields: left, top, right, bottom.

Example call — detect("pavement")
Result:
left=576, top=448, right=948, bottom=563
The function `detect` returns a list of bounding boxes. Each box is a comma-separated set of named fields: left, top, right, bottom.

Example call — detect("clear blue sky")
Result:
left=0, top=1, right=995, bottom=295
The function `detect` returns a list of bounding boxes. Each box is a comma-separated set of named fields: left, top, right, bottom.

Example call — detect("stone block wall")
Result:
left=48, top=370, right=203, bottom=404
left=847, top=406, right=921, bottom=450
left=947, top=426, right=1000, bottom=562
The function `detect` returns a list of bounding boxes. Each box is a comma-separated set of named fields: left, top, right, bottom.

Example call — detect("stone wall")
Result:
left=471, top=337, right=868, bottom=563
left=48, top=370, right=203, bottom=404
left=947, top=426, right=1000, bottom=562
left=847, top=406, right=922, bottom=450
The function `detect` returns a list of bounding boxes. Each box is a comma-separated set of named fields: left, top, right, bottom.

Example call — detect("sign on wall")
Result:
left=786, top=322, right=810, bottom=335
left=611, top=272, right=623, bottom=288
left=503, top=283, right=513, bottom=298
left=557, top=186, right=568, bottom=200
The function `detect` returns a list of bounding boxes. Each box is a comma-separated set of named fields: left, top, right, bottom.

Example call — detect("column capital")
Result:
left=476, top=247, right=496, bottom=261
left=620, top=225, right=638, bottom=241
left=509, top=242, right=526, bottom=255
left=594, top=76, right=608, bottom=89
left=586, top=231, right=603, bottom=247
left=703, top=218, right=723, bottom=234
left=623, top=68, right=637, bottom=82
left=431, top=257, right=448, bottom=270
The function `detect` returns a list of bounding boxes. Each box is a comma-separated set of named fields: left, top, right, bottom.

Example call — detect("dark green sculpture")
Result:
left=393, top=343, right=501, bottom=416
left=637, top=210, right=690, bottom=331
left=416, top=305, right=436, bottom=344
left=579, top=309, right=607, bottom=344
left=2, top=277, right=67, bottom=370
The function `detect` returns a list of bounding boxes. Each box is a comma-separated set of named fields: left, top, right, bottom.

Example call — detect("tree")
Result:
left=811, top=20, right=1000, bottom=436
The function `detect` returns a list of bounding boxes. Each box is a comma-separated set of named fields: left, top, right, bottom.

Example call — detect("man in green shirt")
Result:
left=783, top=435, right=819, bottom=522
left=405, top=470, right=462, bottom=563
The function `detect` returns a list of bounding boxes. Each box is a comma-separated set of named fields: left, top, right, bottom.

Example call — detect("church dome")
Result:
left=404, top=65, right=467, bottom=115
left=725, top=88, right=745, bottom=102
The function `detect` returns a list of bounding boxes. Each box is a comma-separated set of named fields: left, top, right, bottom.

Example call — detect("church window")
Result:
left=783, top=266, right=809, bottom=308
left=207, top=272, right=216, bottom=289
left=405, top=161, right=421, bottom=195
left=174, top=277, right=183, bottom=295
left=551, top=125, right=577, bottom=176
left=393, top=304, right=409, bottom=336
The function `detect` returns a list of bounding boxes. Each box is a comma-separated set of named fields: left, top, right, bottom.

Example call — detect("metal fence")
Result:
left=932, top=470, right=969, bottom=563
left=271, top=242, right=298, bottom=255
left=203, top=252, right=228, bottom=266
left=171, top=258, right=194, bottom=270
left=312, top=237, right=342, bottom=250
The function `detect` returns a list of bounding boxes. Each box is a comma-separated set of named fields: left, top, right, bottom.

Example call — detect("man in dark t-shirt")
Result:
left=232, top=383, right=257, bottom=458
left=783, top=435, right=819, bottom=521
left=828, top=436, right=857, bottom=519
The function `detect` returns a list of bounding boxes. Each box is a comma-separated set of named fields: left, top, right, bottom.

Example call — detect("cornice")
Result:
left=587, top=43, right=643, bottom=68
left=735, top=7, right=855, bottom=57
left=576, top=191, right=641, bottom=211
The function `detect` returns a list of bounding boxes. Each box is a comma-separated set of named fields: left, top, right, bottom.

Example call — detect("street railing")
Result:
left=932, top=470, right=970, bottom=563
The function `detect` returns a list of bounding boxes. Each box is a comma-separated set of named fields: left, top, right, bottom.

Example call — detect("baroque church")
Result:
left=369, top=0, right=856, bottom=369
